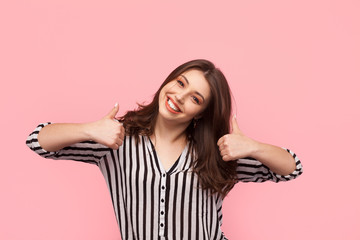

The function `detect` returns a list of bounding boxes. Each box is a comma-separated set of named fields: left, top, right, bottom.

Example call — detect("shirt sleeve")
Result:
left=236, top=148, right=303, bottom=183
left=26, top=122, right=112, bottom=165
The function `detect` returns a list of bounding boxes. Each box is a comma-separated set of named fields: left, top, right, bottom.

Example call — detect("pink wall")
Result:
left=1, top=0, right=359, bottom=239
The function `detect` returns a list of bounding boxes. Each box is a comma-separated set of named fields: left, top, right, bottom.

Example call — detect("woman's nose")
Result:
left=175, top=94, right=184, bottom=104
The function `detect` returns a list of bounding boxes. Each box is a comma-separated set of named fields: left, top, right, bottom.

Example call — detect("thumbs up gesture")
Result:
left=87, top=103, right=125, bottom=150
left=217, top=116, right=259, bottom=161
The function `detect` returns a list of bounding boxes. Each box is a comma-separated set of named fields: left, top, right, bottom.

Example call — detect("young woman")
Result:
left=26, top=59, right=303, bottom=240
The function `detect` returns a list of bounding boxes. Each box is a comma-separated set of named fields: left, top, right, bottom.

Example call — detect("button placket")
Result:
left=159, top=172, right=167, bottom=236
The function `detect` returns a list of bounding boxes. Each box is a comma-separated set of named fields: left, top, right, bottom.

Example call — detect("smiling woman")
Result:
left=26, top=59, right=303, bottom=240
left=160, top=70, right=210, bottom=119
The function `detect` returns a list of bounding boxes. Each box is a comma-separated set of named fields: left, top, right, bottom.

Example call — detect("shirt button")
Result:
left=162, top=173, right=166, bottom=177
left=161, top=211, right=164, bottom=215
left=161, top=199, right=164, bottom=203
left=162, top=186, right=165, bottom=190
left=160, top=223, right=164, bottom=227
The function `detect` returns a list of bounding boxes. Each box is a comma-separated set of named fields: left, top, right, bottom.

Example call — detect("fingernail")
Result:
left=114, top=102, right=118, bottom=107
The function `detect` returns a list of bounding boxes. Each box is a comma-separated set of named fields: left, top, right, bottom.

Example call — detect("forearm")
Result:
left=37, top=123, right=92, bottom=152
left=250, top=141, right=296, bottom=176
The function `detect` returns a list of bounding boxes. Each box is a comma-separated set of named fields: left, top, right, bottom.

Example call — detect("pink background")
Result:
left=1, top=0, right=359, bottom=239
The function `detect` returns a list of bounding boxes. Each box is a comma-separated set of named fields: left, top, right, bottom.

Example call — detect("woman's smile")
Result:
left=166, top=96, right=182, bottom=114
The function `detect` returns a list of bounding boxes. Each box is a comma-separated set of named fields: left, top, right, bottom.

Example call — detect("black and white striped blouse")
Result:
left=26, top=122, right=303, bottom=240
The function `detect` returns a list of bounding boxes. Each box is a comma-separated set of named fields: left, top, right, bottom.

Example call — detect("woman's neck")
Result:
left=151, top=117, right=188, bottom=146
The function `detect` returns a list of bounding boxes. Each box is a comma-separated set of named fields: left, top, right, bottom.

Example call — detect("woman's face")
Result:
left=158, top=69, right=211, bottom=126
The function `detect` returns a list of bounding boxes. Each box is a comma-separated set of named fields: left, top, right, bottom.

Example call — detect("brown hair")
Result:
left=119, top=59, right=237, bottom=197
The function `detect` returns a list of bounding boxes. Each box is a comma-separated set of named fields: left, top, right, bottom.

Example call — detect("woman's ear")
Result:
left=194, top=115, right=202, bottom=120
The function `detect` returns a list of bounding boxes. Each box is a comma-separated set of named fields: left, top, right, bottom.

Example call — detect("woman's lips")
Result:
left=166, top=96, right=182, bottom=114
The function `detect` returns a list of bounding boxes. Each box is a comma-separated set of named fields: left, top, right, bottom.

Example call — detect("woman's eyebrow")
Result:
left=180, top=74, right=190, bottom=84
left=180, top=74, right=206, bottom=102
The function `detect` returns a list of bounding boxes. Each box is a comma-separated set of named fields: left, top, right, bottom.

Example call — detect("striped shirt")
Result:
left=26, top=122, right=303, bottom=240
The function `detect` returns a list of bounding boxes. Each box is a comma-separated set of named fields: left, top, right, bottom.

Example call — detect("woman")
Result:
left=26, top=59, right=303, bottom=240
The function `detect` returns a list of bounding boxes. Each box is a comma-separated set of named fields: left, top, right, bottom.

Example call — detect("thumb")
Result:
left=106, top=102, right=119, bottom=119
left=231, top=115, right=242, bottom=134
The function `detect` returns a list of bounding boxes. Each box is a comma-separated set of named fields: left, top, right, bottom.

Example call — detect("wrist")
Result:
left=80, top=122, right=95, bottom=141
left=248, top=139, right=263, bottom=159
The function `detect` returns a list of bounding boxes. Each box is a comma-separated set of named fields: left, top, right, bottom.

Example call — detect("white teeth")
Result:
left=167, top=98, right=180, bottom=112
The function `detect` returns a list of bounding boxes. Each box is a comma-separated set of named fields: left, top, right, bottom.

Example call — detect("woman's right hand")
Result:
left=36, top=103, right=124, bottom=152
left=86, top=103, right=125, bottom=150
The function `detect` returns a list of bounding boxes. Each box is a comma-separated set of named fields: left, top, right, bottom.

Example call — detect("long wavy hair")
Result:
left=119, top=59, right=238, bottom=197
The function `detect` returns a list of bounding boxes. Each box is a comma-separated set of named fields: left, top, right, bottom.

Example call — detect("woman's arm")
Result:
left=217, top=116, right=299, bottom=176
left=38, top=122, right=93, bottom=152
left=246, top=142, right=296, bottom=175
left=36, top=103, right=124, bottom=151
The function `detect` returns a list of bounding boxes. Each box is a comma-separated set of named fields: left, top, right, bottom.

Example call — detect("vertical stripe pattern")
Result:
left=26, top=122, right=303, bottom=240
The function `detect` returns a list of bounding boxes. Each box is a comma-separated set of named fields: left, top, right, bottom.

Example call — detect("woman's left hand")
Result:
left=217, top=116, right=259, bottom=161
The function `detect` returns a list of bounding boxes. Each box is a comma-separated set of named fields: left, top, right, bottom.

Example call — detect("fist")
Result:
left=217, top=116, right=258, bottom=161
left=88, top=103, right=125, bottom=150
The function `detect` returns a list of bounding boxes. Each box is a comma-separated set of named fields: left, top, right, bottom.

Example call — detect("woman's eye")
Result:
left=192, top=96, right=200, bottom=104
left=177, top=80, right=184, bottom=87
